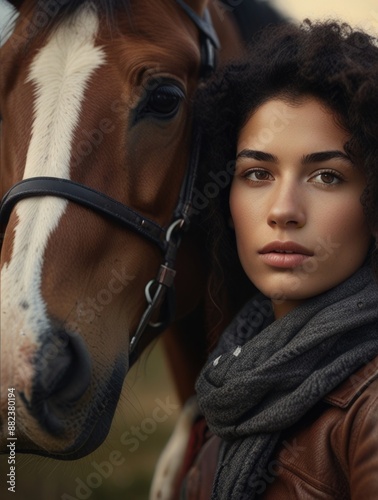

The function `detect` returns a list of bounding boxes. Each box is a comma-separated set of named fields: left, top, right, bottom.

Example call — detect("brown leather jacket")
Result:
left=180, top=356, right=378, bottom=499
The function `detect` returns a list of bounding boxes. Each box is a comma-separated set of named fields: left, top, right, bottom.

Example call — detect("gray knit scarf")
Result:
left=196, top=265, right=378, bottom=500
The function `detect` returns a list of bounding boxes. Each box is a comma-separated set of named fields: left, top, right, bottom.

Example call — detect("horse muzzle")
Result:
left=0, top=322, right=125, bottom=458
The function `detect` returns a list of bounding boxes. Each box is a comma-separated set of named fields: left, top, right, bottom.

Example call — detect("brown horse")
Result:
left=0, top=0, right=280, bottom=465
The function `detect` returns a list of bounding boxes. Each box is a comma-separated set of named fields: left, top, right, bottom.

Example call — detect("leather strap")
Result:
left=0, top=177, right=165, bottom=250
left=176, top=0, right=220, bottom=50
left=176, top=0, right=220, bottom=77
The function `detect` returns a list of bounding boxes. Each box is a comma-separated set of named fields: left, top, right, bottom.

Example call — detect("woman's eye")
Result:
left=244, top=169, right=273, bottom=181
left=311, top=171, right=343, bottom=185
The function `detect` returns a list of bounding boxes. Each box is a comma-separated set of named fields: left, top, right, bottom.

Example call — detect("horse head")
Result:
left=0, top=0, right=245, bottom=459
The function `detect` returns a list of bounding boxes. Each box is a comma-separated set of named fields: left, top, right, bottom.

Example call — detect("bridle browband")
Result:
left=0, top=1, right=219, bottom=366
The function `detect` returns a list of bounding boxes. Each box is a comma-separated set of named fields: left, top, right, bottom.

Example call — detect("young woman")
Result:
left=176, top=20, right=378, bottom=500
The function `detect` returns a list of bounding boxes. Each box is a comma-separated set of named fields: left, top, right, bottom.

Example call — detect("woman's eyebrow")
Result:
left=236, top=149, right=353, bottom=165
left=236, top=150, right=278, bottom=162
left=301, top=151, right=352, bottom=164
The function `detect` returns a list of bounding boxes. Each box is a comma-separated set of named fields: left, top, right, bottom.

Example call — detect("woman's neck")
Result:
left=272, top=299, right=305, bottom=319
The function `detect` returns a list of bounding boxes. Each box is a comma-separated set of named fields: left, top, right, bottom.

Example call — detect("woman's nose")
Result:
left=267, top=183, right=306, bottom=229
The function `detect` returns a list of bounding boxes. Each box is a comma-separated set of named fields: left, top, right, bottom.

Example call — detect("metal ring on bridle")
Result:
left=145, top=280, right=164, bottom=328
left=165, top=218, right=186, bottom=242
left=145, top=279, right=156, bottom=305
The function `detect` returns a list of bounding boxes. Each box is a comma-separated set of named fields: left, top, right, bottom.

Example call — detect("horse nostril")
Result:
left=39, top=331, right=91, bottom=401
left=26, top=330, right=92, bottom=435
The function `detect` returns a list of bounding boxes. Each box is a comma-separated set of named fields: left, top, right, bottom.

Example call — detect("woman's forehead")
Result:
left=236, top=97, right=350, bottom=155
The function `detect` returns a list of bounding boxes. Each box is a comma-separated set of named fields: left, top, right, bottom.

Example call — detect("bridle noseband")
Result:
left=0, top=2, right=219, bottom=366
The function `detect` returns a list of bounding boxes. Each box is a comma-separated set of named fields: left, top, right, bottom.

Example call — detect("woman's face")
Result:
left=230, top=97, right=371, bottom=318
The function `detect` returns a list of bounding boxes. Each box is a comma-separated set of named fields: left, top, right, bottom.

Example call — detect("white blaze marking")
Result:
left=1, top=4, right=105, bottom=339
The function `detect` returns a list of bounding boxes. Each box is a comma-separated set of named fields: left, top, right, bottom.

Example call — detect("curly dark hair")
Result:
left=195, top=20, right=378, bottom=306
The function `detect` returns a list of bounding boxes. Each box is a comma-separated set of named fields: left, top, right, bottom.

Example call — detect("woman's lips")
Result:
left=258, top=241, right=313, bottom=268
left=259, top=252, right=311, bottom=268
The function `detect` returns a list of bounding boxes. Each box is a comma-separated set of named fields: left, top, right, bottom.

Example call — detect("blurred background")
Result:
left=275, top=0, right=377, bottom=31
left=0, top=0, right=377, bottom=499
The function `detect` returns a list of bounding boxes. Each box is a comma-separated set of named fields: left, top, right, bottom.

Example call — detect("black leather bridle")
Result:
left=0, top=1, right=220, bottom=366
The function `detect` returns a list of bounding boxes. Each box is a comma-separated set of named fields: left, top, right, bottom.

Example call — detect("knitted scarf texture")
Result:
left=195, top=265, right=378, bottom=500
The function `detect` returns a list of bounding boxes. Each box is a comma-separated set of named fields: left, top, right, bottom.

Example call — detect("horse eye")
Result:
left=143, top=84, right=184, bottom=118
